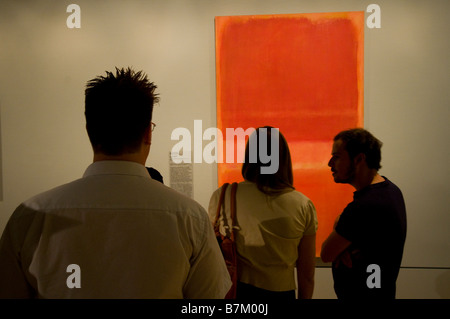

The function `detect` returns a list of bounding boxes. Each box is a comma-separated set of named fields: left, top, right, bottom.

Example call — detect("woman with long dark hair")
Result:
left=209, top=126, right=318, bottom=299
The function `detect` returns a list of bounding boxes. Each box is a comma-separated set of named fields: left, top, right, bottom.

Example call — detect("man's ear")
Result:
left=354, top=153, right=366, bottom=165
left=144, top=126, right=152, bottom=145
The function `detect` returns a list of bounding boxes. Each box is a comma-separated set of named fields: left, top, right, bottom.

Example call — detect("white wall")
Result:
left=0, top=0, right=449, bottom=299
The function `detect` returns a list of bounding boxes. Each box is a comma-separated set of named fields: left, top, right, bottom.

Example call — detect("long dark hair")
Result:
left=241, top=126, right=294, bottom=196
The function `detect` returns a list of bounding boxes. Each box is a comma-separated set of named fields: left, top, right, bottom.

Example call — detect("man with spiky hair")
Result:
left=321, top=128, right=407, bottom=299
left=0, top=67, right=231, bottom=299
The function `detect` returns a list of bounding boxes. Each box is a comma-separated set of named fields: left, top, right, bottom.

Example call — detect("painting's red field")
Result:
left=215, top=12, right=364, bottom=256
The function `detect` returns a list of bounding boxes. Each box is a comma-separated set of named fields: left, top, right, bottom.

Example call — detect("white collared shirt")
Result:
left=0, top=161, right=231, bottom=298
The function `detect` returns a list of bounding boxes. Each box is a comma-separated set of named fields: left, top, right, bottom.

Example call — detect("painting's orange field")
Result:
left=215, top=12, right=364, bottom=256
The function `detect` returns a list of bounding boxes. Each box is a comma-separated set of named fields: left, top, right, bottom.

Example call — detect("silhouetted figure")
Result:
left=146, top=167, right=164, bottom=184
left=321, top=128, right=407, bottom=299
left=0, top=67, right=231, bottom=298
left=209, top=127, right=317, bottom=299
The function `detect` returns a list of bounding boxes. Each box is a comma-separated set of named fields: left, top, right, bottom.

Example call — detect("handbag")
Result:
left=213, top=182, right=238, bottom=299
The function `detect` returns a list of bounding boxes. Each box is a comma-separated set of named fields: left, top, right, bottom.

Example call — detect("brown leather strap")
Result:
left=229, top=182, right=238, bottom=241
left=214, top=182, right=238, bottom=239
left=214, top=183, right=229, bottom=226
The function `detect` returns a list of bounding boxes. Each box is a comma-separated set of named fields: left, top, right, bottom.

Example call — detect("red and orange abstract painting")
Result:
left=215, top=12, right=364, bottom=256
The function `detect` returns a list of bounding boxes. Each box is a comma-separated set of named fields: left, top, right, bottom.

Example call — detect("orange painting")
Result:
left=215, top=12, right=364, bottom=256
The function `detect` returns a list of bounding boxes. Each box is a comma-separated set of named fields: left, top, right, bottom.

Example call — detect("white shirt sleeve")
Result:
left=182, top=209, right=232, bottom=299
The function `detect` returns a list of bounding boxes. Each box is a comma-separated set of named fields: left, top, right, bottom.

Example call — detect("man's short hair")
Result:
left=85, top=67, right=159, bottom=155
left=334, top=128, right=383, bottom=170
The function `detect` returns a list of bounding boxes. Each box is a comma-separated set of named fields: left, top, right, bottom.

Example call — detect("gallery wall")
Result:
left=0, top=0, right=449, bottom=298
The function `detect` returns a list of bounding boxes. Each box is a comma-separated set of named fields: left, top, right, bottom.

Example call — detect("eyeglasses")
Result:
left=151, top=122, right=156, bottom=132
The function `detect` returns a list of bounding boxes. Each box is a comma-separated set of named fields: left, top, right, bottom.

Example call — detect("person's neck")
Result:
left=351, top=170, right=384, bottom=191
left=93, top=152, right=147, bottom=166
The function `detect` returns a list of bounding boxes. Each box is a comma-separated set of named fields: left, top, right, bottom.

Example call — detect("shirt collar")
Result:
left=354, top=176, right=390, bottom=198
left=83, top=160, right=151, bottom=179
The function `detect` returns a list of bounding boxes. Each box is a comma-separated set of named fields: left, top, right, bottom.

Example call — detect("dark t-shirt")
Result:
left=333, top=177, right=407, bottom=299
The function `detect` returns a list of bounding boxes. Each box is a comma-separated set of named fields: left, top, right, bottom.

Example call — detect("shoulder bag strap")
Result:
left=229, top=182, right=238, bottom=241
left=214, top=183, right=229, bottom=226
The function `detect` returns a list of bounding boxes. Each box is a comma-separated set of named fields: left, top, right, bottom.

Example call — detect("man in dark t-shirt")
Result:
left=321, top=128, right=407, bottom=299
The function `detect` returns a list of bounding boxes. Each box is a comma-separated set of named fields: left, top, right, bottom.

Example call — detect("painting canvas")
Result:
left=215, top=12, right=364, bottom=256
